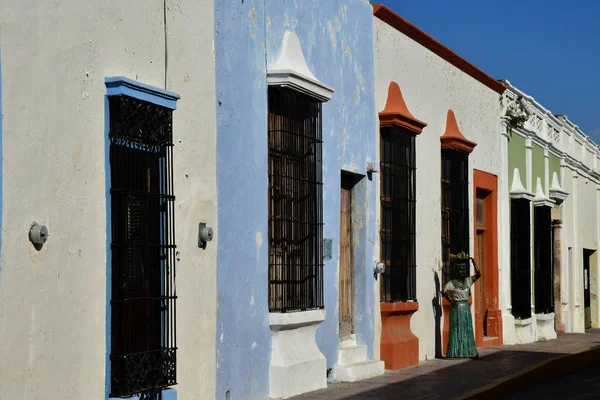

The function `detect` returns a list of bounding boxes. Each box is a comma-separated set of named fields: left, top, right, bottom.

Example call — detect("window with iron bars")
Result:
left=109, top=95, right=177, bottom=398
left=268, top=87, right=324, bottom=313
left=380, top=127, right=417, bottom=302
left=441, top=149, right=470, bottom=285
left=510, top=199, right=531, bottom=319
left=534, top=205, right=554, bottom=314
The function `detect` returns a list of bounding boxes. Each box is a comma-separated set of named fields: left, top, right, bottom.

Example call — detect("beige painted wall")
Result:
left=0, top=1, right=217, bottom=398
left=373, top=18, right=504, bottom=361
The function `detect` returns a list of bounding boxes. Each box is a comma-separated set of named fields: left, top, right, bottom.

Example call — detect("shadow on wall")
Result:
left=432, top=270, right=443, bottom=358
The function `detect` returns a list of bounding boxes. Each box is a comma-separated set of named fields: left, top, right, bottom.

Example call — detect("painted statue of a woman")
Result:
left=442, top=252, right=481, bottom=359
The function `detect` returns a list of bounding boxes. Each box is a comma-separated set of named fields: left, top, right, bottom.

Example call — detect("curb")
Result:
left=452, top=346, right=600, bottom=400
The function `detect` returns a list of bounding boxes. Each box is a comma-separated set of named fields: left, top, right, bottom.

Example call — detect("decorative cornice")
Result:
left=517, top=87, right=600, bottom=156
left=502, top=80, right=563, bottom=130
left=267, top=31, right=334, bottom=102
left=510, top=168, right=534, bottom=200
left=559, top=115, right=589, bottom=142
left=105, top=76, right=180, bottom=110
left=440, top=110, right=477, bottom=154
left=563, top=156, right=598, bottom=185
left=533, top=177, right=555, bottom=208
left=373, top=4, right=506, bottom=94
left=503, top=82, right=600, bottom=182
left=549, top=172, right=569, bottom=204
left=379, top=82, right=427, bottom=134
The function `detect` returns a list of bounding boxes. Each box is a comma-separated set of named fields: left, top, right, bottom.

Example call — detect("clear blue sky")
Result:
left=378, top=0, right=600, bottom=140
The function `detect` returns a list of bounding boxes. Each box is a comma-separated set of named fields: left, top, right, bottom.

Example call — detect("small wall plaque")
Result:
left=323, top=238, right=333, bottom=260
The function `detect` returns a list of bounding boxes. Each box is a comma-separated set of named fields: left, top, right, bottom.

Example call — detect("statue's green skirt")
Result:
left=446, top=300, right=478, bottom=359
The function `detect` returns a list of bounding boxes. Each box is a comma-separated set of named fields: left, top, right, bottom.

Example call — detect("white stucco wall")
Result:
left=565, top=168, right=598, bottom=333
left=373, top=18, right=503, bottom=361
left=577, top=178, right=598, bottom=251
left=564, top=136, right=599, bottom=333
left=563, top=169, right=586, bottom=333
left=0, top=1, right=217, bottom=398
left=562, top=169, right=576, bottom=332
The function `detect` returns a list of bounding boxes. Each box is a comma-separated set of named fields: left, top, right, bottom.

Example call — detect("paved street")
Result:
left=501, top=365, right=600, bottom=399
left=292, top=330, right=600, bottom=400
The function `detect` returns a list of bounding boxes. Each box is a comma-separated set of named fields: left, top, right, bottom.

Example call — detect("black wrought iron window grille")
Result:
left=510, top=199, right=532, bottom=319
left=441, top=149, right=470, bottom=285
left=380, top=127, right=417, bottom=302
left=534, top=205, right=554, bottom=314
left=109, top=95, right=177, bottom=398
left=268, top=87, right=324, bottom=313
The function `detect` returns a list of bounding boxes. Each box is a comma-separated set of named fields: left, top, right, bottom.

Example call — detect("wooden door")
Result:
left=339, top=180, right=354, bottom=338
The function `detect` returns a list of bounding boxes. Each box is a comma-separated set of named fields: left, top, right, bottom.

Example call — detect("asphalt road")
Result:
left=501, top=365, right=600, bottom=400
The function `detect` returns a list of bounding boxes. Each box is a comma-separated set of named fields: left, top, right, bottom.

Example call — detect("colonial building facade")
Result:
left=1, top=1, right=599, bottom=400
left=215, top=1, right=383, bottom=399
left=373, top=5, right=507, bottom=365
left=501, top=80, right=600, bottom=344
left=0, top=1, right=218, bottom=399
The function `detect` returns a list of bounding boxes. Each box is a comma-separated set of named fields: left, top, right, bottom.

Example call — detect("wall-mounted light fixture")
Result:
left=374, top=261, right=385, bottom=278
left=198, top=222, right=214, bottom=250
left=29, top=222, right=49, bottom=246
left=366, top=161, right=378, bottom=173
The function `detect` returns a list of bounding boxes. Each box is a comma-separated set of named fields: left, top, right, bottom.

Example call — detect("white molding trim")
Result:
left=503, top=80, right=587, bottom=145
left=535, top=312, right=558, bottom=340
left=510, top=168, right=534, bottom=200
left=503, top=82, right=600, bottom=184
left=514, top=317, right=533, bottom=327
left=535, top=312, right=555, bottom=321
left=269, top=309, right=327, bottom=398
left=532, top=177, right=555, bottom=208
left=549, top=171, right=569, bottom=203
left=267, top=31, right=335, bottom=103
left=502, top=80, right=563, bottom=129
left=269, top=309, right=325, bottom=329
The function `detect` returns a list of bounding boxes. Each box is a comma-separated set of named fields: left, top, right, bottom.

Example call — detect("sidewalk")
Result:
left=292, top=329, right=600, bottom=400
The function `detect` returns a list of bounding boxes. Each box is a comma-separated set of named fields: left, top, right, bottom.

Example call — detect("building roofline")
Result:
left=373, top=4, right=506, bottom=95
left=502, top=79, right=599, bottom=152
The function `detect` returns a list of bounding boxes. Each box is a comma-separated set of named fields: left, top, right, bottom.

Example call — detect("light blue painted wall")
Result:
left=215, top=1, right=377, bottom=398
left=265, top=0, right=377, bottom=368
left=214, top=1, right=271, bottom=399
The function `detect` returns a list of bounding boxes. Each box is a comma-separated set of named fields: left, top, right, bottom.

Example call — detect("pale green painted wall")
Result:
left=508, top=133, right=527, bottom=188
left=532, top=143, right=545, bottom=191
